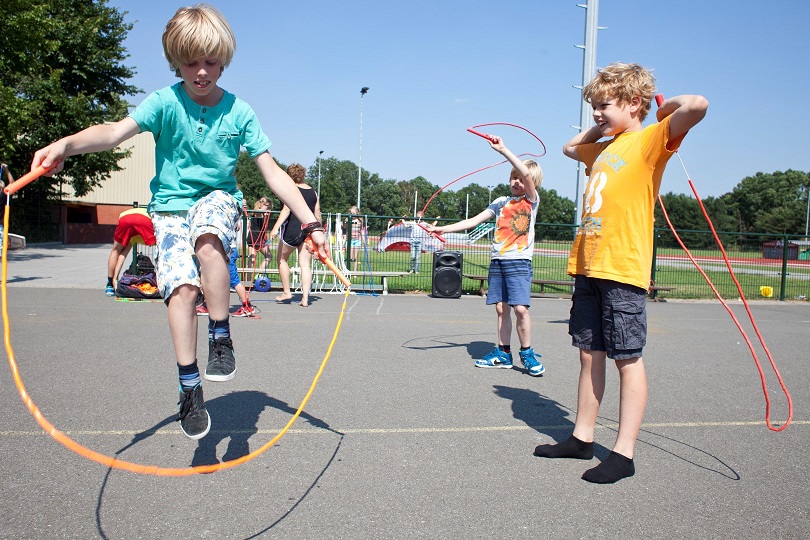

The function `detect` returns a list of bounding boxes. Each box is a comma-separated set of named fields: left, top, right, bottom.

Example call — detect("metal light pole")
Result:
left=317, top=150, right=323, bottom=201
left=356, top=87, right=369, bottom=210
left=805, top=184, right=809, bottom=238
left=573, top=0, right=601, bottom=228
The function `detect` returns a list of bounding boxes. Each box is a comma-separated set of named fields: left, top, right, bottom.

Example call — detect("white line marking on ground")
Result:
left=1, top=420, right=805, bottom=437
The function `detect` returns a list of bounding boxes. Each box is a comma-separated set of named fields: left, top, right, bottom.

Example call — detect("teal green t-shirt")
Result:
left=129, top=83, right=272, bottom=212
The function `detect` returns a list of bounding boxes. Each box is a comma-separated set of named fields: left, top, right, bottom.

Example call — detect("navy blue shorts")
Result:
left=486, top=258, right=532, bottom=307
left=568, top=275, right=647, bottom=360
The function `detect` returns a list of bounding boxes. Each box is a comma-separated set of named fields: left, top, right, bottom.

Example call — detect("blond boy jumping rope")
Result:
left=31, top=4, right=328, bottom=440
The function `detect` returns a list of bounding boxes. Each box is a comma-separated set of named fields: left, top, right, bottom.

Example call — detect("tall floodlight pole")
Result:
left=805, top=184, right=809, bottom=238
left=317, top=150, right=324, bottom=201
left=573, top=0, right=602, bottom=229
left=357, top=87, right=369, bottom=210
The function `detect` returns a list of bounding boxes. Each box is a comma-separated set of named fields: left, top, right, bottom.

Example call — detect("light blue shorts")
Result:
left=151, top=190, right=240, bottom=302
left=486, top=258, right=532, bottom=307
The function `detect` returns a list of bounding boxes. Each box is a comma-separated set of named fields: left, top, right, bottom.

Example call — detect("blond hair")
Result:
left=582, top=62, right=656, bottom=122
left=253, top=197, right=272, bottom=211
left=162, top=4, right=236, bottom=77
left=512, top=159, right=543, bottom=189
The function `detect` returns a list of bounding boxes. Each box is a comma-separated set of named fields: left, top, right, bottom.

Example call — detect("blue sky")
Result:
left=107, top=0, right=809, bottom=204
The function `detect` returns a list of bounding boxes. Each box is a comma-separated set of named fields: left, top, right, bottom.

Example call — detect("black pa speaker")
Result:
left=432, top=251, right=463, bottom=298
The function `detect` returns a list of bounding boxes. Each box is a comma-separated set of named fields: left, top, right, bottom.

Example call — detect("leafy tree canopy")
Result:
left=722, top=170, right=810, bottom=235
left=1, top=0, right=140, bottom=199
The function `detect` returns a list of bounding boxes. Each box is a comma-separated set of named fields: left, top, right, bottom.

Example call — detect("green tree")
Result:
left=537, top=188, right=575, bottom=225
left=364, top=179, right=406, bottom=220
left=655, top=192, right=710, bottom=247
left=724, top=170, right=810, bottom=234
left=1, top=0, right=139, bottom=241
left=1, top=0, right=139, bottom=194
left=234, top=151, right=287, bottom=210
left=457, top=183, right=492, bottom=218
left=312, top=157, right=362, bottom=214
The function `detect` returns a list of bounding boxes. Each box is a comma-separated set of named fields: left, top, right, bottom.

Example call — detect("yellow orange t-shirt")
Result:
left=567, top=116, right=676, bottom=290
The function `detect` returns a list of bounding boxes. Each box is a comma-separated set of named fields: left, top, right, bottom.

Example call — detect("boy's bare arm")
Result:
left=656, top=94, right=709, bottom=140
left=490, top=137, right=528, bottom=175
left=563, top=125, right=602, bottom=161
left=429, top=209, right=491, bottom=235
left=255, top=152, right=327, bottom=256
left=32, top=118, right=140, bottom=175
left=488, top=136, right=540, bottom=201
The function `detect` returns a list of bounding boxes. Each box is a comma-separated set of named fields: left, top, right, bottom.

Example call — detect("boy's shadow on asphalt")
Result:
left=192, top=390, right=338, bottom=467
left=95, top=390, right=342, bottom=539
left=492, top=385, right=611, bottom=459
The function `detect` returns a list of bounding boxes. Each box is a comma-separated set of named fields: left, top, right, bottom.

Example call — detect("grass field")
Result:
left=237, top=231, right=810, bottom=301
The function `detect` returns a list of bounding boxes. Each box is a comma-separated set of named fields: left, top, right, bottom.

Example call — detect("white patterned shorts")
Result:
left=150, top=191, right=240, bottom=303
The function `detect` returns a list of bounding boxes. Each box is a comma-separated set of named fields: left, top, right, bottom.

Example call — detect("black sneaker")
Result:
left=205, top=337, right=236, bottom=381
left=177, top=385, right=210, bottom=440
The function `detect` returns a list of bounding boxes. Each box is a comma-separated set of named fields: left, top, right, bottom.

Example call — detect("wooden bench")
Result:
left=463, top=274, right=575, bottom=296
left=648, top=285, right=676, bottom=301
left=532, top=279, right=576, bottom=292
left=462, top=274, right=488, bottom=295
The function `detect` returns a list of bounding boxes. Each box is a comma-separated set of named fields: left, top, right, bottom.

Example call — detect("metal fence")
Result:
left=262, top=214, right=808, bottom=301
left=130, top=212, right=810, bottom=302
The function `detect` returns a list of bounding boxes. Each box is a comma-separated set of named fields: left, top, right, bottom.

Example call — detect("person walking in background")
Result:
left=347, top=205, right=364, bottom=272
left=402, top=211, right=439, bottom=273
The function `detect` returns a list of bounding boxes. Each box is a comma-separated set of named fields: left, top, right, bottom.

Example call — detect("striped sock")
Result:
left=178, top=361, right=201, bottom=391
left=208, top=318, right=230, bottom=341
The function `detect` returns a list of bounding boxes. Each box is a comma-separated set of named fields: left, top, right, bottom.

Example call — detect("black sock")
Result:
left=582, top=451, right=635, bottom=484
left=499, top=344, right=511, bottom=354
left=107, top=277, right=114, bottom=286
left=534, top=435, right=594, bottom=460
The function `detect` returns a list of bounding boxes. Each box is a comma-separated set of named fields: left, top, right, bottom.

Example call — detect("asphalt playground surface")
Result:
left=1, top=244, right=808, bottom=539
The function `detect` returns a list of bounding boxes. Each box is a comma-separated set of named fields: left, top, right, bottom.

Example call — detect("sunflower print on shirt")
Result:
left=494, top=196, right=532, bottom=255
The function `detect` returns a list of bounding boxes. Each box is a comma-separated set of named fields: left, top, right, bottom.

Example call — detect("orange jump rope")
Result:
left=2, top=167, right=351, bottom=474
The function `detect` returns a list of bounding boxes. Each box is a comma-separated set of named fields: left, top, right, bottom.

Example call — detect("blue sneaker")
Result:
left=519, top=347, right=545, bottom=376
left=105, top=284, right=115, bottom=297
left=476, top=347, right=513, bottom=368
